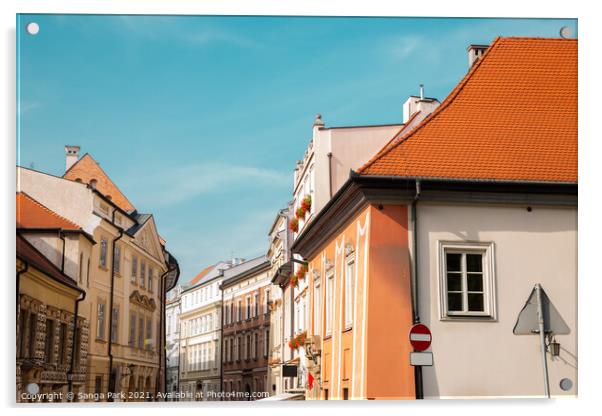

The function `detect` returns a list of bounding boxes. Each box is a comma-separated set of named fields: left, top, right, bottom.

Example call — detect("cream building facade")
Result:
left=178, top=261, right=233, bottom=400
left=17, top=148, right=179, bottom=401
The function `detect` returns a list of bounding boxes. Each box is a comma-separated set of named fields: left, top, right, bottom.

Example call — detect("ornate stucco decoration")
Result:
left=129, top=290, right=157, bottom=312
left=344, top=243, right=355, bottom=257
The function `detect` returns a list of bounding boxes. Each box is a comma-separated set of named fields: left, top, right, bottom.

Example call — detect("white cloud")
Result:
left=388, top=35, right=423, bottom=59
left=125, top=162, right=290, bottom=207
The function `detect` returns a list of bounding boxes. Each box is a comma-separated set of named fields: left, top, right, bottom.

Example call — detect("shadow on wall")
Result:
left=20, top=233, right=84, bottom=283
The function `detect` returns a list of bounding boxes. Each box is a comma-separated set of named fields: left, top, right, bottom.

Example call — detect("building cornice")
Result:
left=291, top=173, right=578, bottom=260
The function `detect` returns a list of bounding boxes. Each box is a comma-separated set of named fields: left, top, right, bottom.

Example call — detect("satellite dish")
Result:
left=560, top=26, right=572, bottom=39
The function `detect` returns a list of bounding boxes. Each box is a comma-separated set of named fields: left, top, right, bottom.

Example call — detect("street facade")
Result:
left=17, top=149, right=180, bottom=402
left=17, top=35, right=577, bottom=402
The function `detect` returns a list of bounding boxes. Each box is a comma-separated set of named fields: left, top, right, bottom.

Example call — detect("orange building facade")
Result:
left=300, top=203, right=415, bottom=400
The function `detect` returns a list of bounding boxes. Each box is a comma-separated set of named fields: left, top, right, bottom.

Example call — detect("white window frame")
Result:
left=438, top=241, right=497, bottom=320
left=313, top=276, right=321, bottom=336
left=344, top=255, right=355, bottom=330
left=325, top=270, right=334, bottom=336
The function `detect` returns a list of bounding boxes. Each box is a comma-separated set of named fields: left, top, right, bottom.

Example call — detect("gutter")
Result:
left=68, top=290, right=86, bottom=400
left=107, top=209, right=124, bottom=400
left=410, top=180, right=423, bottom=400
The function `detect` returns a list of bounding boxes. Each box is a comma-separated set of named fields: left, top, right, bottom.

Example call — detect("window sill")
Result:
left=440, top=314, right=497, bottom=322
left=323, top=334, right=332, bottom=340
left=342, top=326, right=353, bottom=333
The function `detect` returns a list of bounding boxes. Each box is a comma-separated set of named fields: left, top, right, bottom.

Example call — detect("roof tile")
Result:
left=360, top=37, right=577, bottom=183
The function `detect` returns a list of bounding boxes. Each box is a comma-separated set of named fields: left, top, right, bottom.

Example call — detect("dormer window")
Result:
left=89, top=179, right=98, bottom=189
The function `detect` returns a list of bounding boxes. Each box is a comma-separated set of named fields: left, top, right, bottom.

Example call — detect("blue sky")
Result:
left=16, top=15, right=577, bottom=283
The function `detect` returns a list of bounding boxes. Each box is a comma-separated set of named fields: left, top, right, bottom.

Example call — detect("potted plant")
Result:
left=289, top=218, right=299, bottom=232
left=301, top=195, right=312, bottom=212
left=296, top=206, right=306, bottom=220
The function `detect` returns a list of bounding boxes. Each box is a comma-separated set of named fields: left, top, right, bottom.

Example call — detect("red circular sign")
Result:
left=409, top=324, right=432, bottom=351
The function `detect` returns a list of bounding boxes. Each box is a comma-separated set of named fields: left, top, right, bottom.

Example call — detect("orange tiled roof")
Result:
left=63, top=154, right=136, bottom=212
left=17, top=192, right=81, bottom=230
left=360, top=37, right=577, bottom=183
left=189, top=264, right=217, bottom=285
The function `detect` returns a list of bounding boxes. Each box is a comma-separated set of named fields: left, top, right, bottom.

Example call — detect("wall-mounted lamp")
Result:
left=547, top=336, right=560, bottom=357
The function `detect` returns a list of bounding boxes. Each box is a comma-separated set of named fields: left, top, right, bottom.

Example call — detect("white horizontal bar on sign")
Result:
left=409, top=333, right=431, bottom=341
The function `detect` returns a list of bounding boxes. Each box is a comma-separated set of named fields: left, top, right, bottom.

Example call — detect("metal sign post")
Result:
left=513, top=283, right=570, bottom=399
left=535, top=284, right=550, bottom=398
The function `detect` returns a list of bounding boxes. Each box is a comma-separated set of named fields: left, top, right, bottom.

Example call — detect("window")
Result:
left=99, top=238, right=108, bottom=268
left=246, top=334, right=251, bottom=360
left=138, top=316, right=144, bottom=349
left=246, top=296, right=251, bottom=320
left=148, top=267, right=153, bottom=293
left=113, top=244, right=121, bottom=275
left=28, top=312, right=36, bottom=358
left=140, top=260, right=146, bottom=288
left=131, top=255, right=138, bottom=283
left=129, top=313, right=136, bottom=346
left=146, top=318, right=152, bottom=350
left=314, top=278, right=321, bottom=335
left=344, top=257, right=355, bottom=329
left=254, top=293, right=259, bottom=318
left=264, top=329, right=269, bottom=357
left=237, top=300, right=242, bottom=321
left=265, top=289, right=270, bottom=314
left=96, top=301, right=106, bottom=340
left=59, top=322, right=68, bottom=364
left=325, top=271, right=334, bottom=335
left=111, top=306, right=119, bottom=343
left=439, top=241, right=496, bottom=319
left=44, top=319, right=55, bottom=363
left=254, top=332, right=258, bottom=359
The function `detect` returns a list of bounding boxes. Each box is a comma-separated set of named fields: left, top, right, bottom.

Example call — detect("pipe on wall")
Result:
left=107, top=209, right=124, bottom=400
left=68, top=290, right=86, bottom=400
left=410, top=179, right=423, bottom=399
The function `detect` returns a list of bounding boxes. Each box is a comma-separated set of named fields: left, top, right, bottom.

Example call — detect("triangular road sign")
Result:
left=513, top=285, right=570, bottom=335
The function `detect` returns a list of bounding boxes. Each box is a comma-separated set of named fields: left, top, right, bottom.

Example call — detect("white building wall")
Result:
left=417, top=203, right=577, bottom=398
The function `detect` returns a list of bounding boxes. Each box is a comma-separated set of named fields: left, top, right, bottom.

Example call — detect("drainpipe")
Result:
left=107, top=209, right=124, bottom=401
left=158, top=268, right=167, bottom=399
left=59, top=230, right=66, bottom=273
left=410, top=180, right=423, bottom=399
left=68, top=290, right=86, bottom=401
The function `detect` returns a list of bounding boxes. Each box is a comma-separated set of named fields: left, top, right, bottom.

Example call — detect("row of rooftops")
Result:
left=182, top=36, right=578, bottom=292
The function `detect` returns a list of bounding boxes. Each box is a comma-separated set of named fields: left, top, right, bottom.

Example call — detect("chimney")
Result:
left=467, top=44, right=488, bottom=67
left=402, top=85, right=440, bottom=123
left=65, top=145, right=80, bottom=172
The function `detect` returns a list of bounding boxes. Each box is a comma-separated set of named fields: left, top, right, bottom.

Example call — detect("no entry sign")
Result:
left=409, top=324, right=432, bottom=351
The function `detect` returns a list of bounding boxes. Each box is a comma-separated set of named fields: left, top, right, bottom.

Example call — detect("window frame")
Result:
left=344, top=254, right=355, bottom=330
left=438, top=241, right=497, bottom=320
left=325, top=269, right=334, bottom=337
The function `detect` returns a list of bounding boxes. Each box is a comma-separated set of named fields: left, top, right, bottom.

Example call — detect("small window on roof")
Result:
left=89, top=179, right=98, bottom=189
left=75, top=178, right=83, bottom=183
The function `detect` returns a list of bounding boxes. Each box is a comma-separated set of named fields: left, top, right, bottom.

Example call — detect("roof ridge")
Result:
left=17, top=191, right=82, bottom=230
left=358, top=36, right=502, bottom=174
